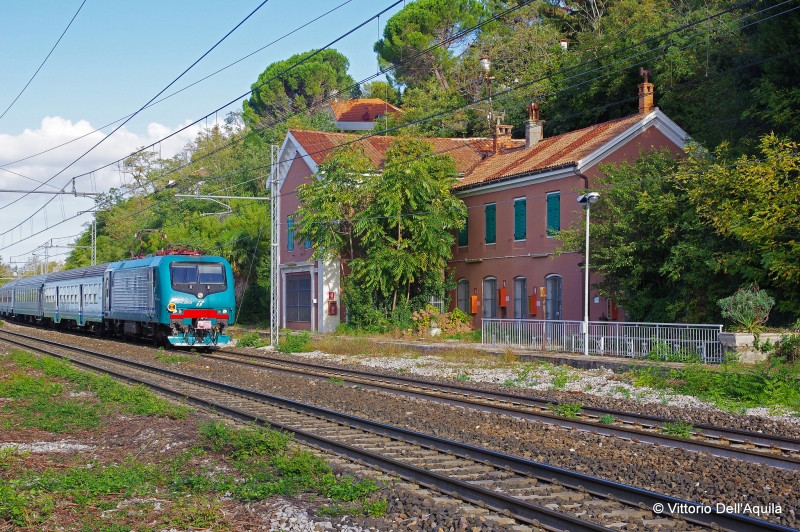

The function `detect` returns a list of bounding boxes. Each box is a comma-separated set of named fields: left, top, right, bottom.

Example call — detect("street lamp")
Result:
left=577, top=192, right=600, bottom=356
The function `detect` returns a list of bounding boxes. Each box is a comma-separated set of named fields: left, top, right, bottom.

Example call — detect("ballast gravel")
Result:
left=3, top=324, right=799, bottom=527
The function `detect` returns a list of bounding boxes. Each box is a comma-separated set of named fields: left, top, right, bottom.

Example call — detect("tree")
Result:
left=243, top=49, right=355, bottom=129
left=352, top=137, right=466, bottom=311
left=680, top=135, right=800, bottom=318
left=374, top=0, right=487, bottom=90
left=294, top=137, right=466, bottom=322
left=557, top=149, right=739, bottom=323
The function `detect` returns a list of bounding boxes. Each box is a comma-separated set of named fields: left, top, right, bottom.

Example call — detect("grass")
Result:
left=278, top=331, right=312, bottom=354
left=455, top=373, right=471, bottom=382
left=0, top=420, right=386, bottom=528
left=661, top=420, right=694, bottom=438
left=0, top=351, right=187, bottom=433
left=237, top=332, right=268, bottom=348
left=629, top=358, right=800, bottom=413
left=599, top=414, right=616, bottom=424
left=548, top=402, right=583, bottom=418
left=328, top=377, right=345, bottom=386
left=155, top=346, right=191, bottom=364
left=547, top=365, right=579, bottom=390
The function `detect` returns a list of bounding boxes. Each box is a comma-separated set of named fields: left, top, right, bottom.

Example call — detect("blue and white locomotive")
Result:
left=0, top=250, right=235, bottom=347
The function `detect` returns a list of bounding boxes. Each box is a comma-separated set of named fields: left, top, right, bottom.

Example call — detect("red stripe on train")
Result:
left=170, top=309, right=228, bottom=319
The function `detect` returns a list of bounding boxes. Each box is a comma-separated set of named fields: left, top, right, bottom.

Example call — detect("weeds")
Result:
left=155, top=347, right=191, bottom=364
left=278, top=331, right=312, bottom=353
left=548, top=365, right=578, bottom=390
left=630, top=358, right=800, bottom=412
left=456, top=373, right=471, bottom=382
left=599, top=414, right=616, bottom=424
left=661, top=421, right=694, bottom=438
left=237, top=332, right=268, bottom=348
left=502, top=348, right=518, bottom=364
left=328, top=377, right=345, bottom=386
left=548, top=402, right=583, bottom=418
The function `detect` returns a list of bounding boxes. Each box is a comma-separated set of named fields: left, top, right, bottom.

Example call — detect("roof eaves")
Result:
left=453, top=162, right=577, bottom=192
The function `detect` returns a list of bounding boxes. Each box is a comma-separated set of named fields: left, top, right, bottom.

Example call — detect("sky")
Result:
left=0, top=0, right=403, bottom=268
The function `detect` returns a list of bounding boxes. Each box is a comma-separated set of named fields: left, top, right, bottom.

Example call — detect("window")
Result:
left=545, top=275, right=562, bottom=320
left=287, top=216, right=295, bottom=251
left=457, top=280, right=470, bottom=314
left=172, top=265, right=198, bottom=284
left=198, top=264, right=225, bottom=284
left=546, top=192, right=560, bottom=237
left=483, top=277, right=497, bottom=318
left=286, top=274, right=311, bottom=322
left=514, top=198, right=526, bottom=240
left=458, top=215, right=468, bottom=247
left=514, top=277, right=527, bottom=319
left=485, top=203, right=496, bottom=244
left=304, top=238, right=312, bottom=250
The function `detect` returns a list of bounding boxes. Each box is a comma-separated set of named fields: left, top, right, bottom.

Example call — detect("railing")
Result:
left=482, top=319, right=725, bottom=363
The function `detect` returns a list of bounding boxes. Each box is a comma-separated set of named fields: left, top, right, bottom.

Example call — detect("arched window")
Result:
left=545, top=275, right=562, bottom=321
left=457, top=279, right=470, bottom=314
left=483, top=277, right=497, bottom=319
left=514, top=277, right=527, bottom=319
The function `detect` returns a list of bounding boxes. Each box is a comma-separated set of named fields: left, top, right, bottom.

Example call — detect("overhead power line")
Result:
left=0, top=0, right=786, bottom=252
left=0, top=0, right=356, bottom=170
left=0, top=0, right=88, bottom=123
left=0, top=0, right=273, bottom=214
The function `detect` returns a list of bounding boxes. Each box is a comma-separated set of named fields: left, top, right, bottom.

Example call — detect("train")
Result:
left=0, top=250, right=235, bottom=347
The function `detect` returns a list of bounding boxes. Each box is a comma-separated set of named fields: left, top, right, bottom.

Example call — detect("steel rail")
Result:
left=204, top=349, right=800, bottom=469
left=0, top=329, right=792, bottom=532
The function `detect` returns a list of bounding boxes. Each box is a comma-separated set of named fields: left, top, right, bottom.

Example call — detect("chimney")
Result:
left=524, top=102, right=545, bottom=148
left=493, top=123, right=513, bottom=154
left=638, top=67, right=654, bottom=115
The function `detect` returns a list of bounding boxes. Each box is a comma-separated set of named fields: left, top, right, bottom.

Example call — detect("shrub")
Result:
left=237, top=332, right=267, bottom=348
left=411, top=305, right=472, bottom=336
left=548, top=402, right=582, bottom=418
left=761, top=334, right=800, bottom=362
left=717, top=285, right=775, bottom=334
left=278, top=331, right=311, bottom=353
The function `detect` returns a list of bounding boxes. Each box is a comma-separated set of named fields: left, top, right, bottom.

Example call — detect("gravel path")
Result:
left=3, top=324, right=799, bottom=527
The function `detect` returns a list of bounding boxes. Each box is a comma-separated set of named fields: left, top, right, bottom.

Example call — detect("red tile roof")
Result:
left=455, top=114, right=644, bottom=189
left=328, top=98, right=403, bottom=122
left=289, top=112, right=649, bottom=189
left=289, top=129, right=523, bottom=174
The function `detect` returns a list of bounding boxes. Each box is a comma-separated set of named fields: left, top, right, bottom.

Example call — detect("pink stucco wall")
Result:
left=449, top=126, right=683, bottom=328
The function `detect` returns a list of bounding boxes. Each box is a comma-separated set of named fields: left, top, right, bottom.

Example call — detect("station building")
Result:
left=274, top=83, right=689, bottom=332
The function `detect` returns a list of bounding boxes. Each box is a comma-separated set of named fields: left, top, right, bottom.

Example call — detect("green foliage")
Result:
left=328, top=377, right=345, bottom=386
left=237, top=332, right=268, bottom=348
left=374, top=0, right=487, bottom=89
left=243, top=49, right=354, bottom=128
left=631, top=359, right=800, bottom=412
left=599, top=414, right=616, bottom=425
left=6, top=350, right=187, bottom=419
left=199, top=421, right=293, bottom=460
left=296, top=137, right=466, bottom=329
left=661, top=421, right=694, bottom=438
left=759, top=334, right=800, bottom=363
left=278, top=331, right=311, bottom=353
left=548, top=402, right=583, bottom=418
left=155, top=347, right=191, bottom=364
left=717, top=285, right=775, bottom=333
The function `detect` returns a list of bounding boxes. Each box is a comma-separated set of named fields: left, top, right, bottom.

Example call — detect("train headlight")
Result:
left=167, top=302, right=177, bottom=313
left=197, top=292, right=204, bottom=299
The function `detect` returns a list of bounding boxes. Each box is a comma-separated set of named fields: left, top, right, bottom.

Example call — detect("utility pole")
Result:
left=92, top=219, right=97, bottom=266
left=270, top=144, right=280, bottom=348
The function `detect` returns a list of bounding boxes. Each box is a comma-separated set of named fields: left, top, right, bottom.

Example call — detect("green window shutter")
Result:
left=485, top=204, right=496, bottom=244
left=514, top=199, right=526, bottom=240
left=287, top=217, right=294, bottom=251
left=547, top=193, right=560, bottom=236
left=458, top=215, right=469, bottom=246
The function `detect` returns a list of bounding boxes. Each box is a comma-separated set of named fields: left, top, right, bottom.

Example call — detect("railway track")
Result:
left=0, top=328, right=792, bottom=532
left=203, top=349, right=800, bottom=471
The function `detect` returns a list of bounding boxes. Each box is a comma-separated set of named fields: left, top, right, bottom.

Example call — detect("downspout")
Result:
left=574, top=165, right=590, bottom=323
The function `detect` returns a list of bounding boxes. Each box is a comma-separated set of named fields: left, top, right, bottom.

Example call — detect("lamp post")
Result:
left=577, top=192, right=600, bottom=356
left=478, top=54, right=495, bottom=123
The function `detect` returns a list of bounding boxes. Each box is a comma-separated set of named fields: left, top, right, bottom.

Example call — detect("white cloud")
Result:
left=0, top=116, right=205, bottom=259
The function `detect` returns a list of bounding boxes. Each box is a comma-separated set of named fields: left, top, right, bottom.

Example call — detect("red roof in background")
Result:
left=289, top=112, right=650, bottom=189
left=328, top=98, right=404, bottom=122
left=455, top=114, right=644, bottom=189
left=289, top=129, right=524, bottom=174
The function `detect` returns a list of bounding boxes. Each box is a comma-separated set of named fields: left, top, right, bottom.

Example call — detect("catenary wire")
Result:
left=1, top=1, right=788, bottom=254
left=0, top=0, right=356, bottom=170
left=0, top=0, right=274, bottom=215
left=0, top=0, right=88, bottom=123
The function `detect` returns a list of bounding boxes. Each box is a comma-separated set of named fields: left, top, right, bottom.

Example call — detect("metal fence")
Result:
left=482, top=319, right=725, bottom=363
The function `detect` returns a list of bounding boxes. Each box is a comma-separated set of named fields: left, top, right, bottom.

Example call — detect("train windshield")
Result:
left=171, top=263, right=225, bottom=285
